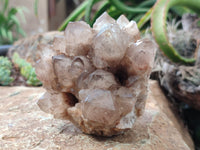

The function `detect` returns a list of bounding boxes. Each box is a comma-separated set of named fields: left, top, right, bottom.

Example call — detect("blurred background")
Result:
left=9, top=0, right=81, bottom=36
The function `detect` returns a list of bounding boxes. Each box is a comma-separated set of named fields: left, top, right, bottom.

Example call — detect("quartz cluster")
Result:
left=36, top=12, right=156, bottom=136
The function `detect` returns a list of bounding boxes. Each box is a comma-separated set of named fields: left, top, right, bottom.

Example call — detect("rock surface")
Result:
left=8, top=31, right=64, bottom=66
left=0, top=80, right=194, bottom=150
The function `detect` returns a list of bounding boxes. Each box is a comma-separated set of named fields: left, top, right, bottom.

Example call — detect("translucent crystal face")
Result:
left=92, top=24, right=129, bottom=69
left=52, top=55, right=73, bottom=92
left=93, top=12, right=115, bottom=32
left=123, top=39, right=156, bottom=76
left=65, top=21, right=94, bottom=56
left=81, top=89, right=120, bottom=125
left=77, top=69, right=117, bottom=90
left=36, top=12, right=156, bottom=136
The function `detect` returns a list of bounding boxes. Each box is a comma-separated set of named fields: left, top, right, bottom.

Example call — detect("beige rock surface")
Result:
left=0, top=80, right=194, bottom=150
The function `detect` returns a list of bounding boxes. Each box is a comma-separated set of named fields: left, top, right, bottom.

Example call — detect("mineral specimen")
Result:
left=36, top=12, right=156, bottom=136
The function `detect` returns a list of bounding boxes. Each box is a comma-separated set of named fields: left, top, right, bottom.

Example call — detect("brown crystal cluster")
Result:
left=36, top=12, right=156, bottom=136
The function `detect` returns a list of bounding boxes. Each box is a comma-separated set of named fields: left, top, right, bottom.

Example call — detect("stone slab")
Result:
left=0, top=80, right=194, bottom=150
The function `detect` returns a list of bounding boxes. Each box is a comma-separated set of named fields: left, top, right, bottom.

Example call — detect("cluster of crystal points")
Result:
left=36, top=12, right=156, bottom=136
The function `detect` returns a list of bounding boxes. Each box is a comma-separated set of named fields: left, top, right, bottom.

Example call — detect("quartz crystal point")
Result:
left=64, top=21, right=93, bottom=56
left=117, top=15, right=140, bottom=42
left=36, top=12, right=156, bottom=136
left=92, top=24, right=129, bottom=69
left=93, top=12, right=115, bottom=32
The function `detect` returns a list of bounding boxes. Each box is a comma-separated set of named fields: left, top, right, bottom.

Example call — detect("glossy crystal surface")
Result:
left=36, top=12, right=156, bottom=136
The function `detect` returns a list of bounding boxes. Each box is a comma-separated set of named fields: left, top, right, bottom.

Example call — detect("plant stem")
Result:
left=85, top=0, right=96, bottom=24
left=109, top=0, right=149, bottom=13
left=58, top=0, right=88, bottom=31
left=138, top=0, right=156, bottom=8
left=151, top=0, right=200, bottom=64
left=138, top=8, right=152, bottom=29
left=34, top=0, right=38, bottom=16
left=91, top=1, right=111, bottom=26
left=75, top=10, right=85, bottom=21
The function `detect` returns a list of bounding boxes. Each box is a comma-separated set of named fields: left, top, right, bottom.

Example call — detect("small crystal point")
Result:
left=53, top=35, right=66, bottom=54
left=123, top=39, right=156, bottom=76
left=65, top=21, right=93, bottom=56
left=93, top=12, right=115, bottom=32
left=117, top=15, right=130, bottom=29
left=125, top=21, right=140, bottom=42
left=92, top=24, right=128, bottom=68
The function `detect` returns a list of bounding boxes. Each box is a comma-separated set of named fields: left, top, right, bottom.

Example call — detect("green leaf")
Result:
left=75, top=10, right=85, bottom=21
left=85, top=0, right=96, bottom=24
left=16, top=27, right=26, bottom=37
left=0, top=56, right=14, bottom=86
left=3, top=0, right=9, bottom=14
left=8, top=8, right=18, bottom=17
left=12, top=52, right=41, bottom=86
left=133, top=13, right=144, bottom=22
left=0, top=56, right=12, bottom=69
left=9, top=15, right=20, bottom=27
left=108, top=10, right=122, bottom=19
left=197, top=20, right=200, bottom=27
left=34, top=0, right=38, bottom=16
left=16, top=7, right=27, bottom=23
left=0, top=27, right=7, bottom=39
left=58, top=0, right=89, bottom=31
left=171, top=6, right=194, bottom=16
left=0, top=13, right=6, bottom=25
left=138, top=0, right=156, bottom=8
left=7, top=21, right=15, bottom=30
left=91, top=1, right=111, bottom=26
left=151, top=0, right=200, bottom=64
left=138, top=7, right=152, bottom=29
left=109, top=0, right=148, bottom=13
left=58, top=0, right=100, bottom=31
left=7, top=30, right=13, bottom=43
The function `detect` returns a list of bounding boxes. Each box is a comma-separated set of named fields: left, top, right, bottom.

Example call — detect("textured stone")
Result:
left=35, top=12, right=156, bottom=136
left=0, top=81, right=194, bottom=149
left=8, top=31, right=64, bottom=66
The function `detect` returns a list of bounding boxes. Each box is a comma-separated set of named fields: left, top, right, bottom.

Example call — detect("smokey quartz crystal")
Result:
left=36, top=12, right=156, bottom=136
